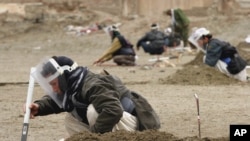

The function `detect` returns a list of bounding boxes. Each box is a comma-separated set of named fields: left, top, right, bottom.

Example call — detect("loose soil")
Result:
left=1, top=3, right=250, bottom=141
left=66, top=130, right=228, bottom=141
left=160, top=42, right=250, bottom=85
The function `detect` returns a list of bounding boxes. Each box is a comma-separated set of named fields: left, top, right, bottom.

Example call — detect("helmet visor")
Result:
left=32, top=58, right=65, bottom=108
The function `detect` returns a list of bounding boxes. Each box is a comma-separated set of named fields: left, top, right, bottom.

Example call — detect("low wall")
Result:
left=0, top=3, right=43, bottom=22
left=1, top=0, right=249, bottom=21
left=135, top=0, right=214, bottom=16
left=0, top=0, right=214, bottom=17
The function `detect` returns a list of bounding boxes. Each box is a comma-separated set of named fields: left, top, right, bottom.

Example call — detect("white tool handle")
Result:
left=148, top=57, right=170, bottom=62
left=23, top=67, right=36, bottom=124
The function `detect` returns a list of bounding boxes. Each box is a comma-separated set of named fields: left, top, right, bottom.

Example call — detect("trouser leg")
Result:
left=232, top=68, right=247, bottom=82
left=87, top=104, right=138, bottom=132
left=176, top=26, right=189, bottom=47
left=215, top=60, right=247, bottom=82
left=113, top=55, right=136, bottom=66
left=182, top=27, right=189, bottom=47
left=65, top=113, right=90, bottom=136
left=215, top=60, right=230, bottom=76
left=141, top=42, right=150, bottom=53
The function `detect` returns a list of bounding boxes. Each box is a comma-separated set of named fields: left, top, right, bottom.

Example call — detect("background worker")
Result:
left=94, top=25, right=136, bottom=66
left=164, top=8, right=190, bottom=47
left=191, top=28, right=248, bottom=81
left=136, top=24, right=166, bottom=56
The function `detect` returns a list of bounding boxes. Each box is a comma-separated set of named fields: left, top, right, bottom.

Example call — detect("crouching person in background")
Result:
left=136, top=24, right=166, bottom=56
left=191, top=28, right=248, bottom=82
left=94, top=25, right=136, bottom=66
left=163, top=27, right=182, bottom=55
left=24, top=56, right=160, bottom=136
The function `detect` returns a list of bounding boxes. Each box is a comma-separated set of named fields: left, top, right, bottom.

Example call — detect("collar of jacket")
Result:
left=62, top=67, right=88, bottom=112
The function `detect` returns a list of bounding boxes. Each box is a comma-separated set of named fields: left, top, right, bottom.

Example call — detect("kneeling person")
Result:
left=25, top=56, right=160, bottom=136
left=94, top=25, right=136, bottom=66
left=193, top=28, right=248, bottom=81
left=136, top=24, right=166, bottom=55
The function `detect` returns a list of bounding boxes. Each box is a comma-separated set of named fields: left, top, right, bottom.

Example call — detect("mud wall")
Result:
left=0, top=0, right=122, bottom=15
left=1, top=0, right=250, bottom=17
left=215, top=0, right=250, bottom=16
left=236, top=0, right=250, bottom=8
left=135, top=0, right=214, bottom=16
left=0, top=0, right=214, bottom=16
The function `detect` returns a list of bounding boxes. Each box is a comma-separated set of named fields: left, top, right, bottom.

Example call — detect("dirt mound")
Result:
left=186, top=42, right=250, bottom=66
left=159, top=51, right=241, bottom=85
left=160, top=41, right=250, bottom=85
left=159, top=64, right=238, bottom=85
left=185, top=52, right=204, bottom=66
left=66, top=130, right=228, bottom=141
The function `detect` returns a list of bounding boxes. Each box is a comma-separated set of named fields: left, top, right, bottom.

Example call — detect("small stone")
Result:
left=140, top=65, right=152, bottom=70
left=159, top=70, right=165, bottom=72
left=128, top=69, right=136, bottom=73
left=18, top=114, right=24, bottom=118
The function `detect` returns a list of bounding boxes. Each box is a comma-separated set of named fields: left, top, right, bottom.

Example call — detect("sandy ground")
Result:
left=0, top=9, right=250, bottom=141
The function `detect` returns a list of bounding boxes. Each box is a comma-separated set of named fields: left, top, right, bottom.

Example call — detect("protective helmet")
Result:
left=32, top=56, right=78, bottom=108
left=193, top=28, right=210, bottom=41
left=188, top=27, right=210, bottom=52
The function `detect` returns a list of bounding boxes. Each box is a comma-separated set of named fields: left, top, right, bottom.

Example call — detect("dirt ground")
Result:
left=160, top=41, right=250, bottom=86
left=66, top=130, right=228, bottom=141
left=1, top=5, right=250, bottom=141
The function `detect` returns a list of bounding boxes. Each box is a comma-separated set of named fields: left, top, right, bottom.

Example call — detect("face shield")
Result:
left=32, top=58, right=77, bottom=108
left=188, top=28, right=210, bottom=53
left=188, top=32, right=202, bottom=50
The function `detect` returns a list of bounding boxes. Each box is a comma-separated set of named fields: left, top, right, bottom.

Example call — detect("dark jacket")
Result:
left=35, top=70, right=160, bottom=133
left=113, top=35, right=135, bottom=56
left=205, top=39, right=223, bottom=67
left=165, top=33, right=181, bottom=47
left=173, top=8, right=190, bottom=30
left=205, top=38, right=247, bottom=74
left=98, top=36, right=135, bottom=62
left=137, top=30, right=166, bottom=49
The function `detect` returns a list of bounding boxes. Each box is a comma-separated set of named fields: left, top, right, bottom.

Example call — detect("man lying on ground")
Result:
left=24, top=56, right=160, bottom=136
